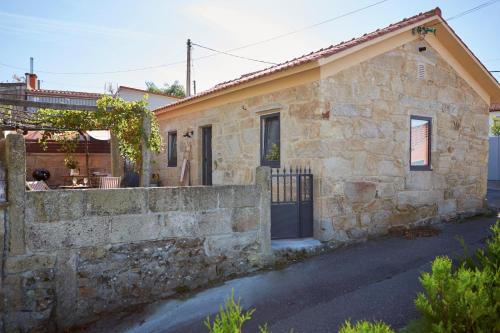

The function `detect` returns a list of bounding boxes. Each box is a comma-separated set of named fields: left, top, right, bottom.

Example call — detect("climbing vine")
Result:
left=51, top=131, right=80, bottom=169
left=35, top=95, right=163, bottom=170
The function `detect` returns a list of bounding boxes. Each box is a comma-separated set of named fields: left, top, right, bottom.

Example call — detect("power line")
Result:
left=0, top=0, right=389, bottom=76
left=426, top=0, right=500, bottom=29
left=1, top=0, right=497, bottom=78
left=192, top=43, right=278, bottom=65
left=218, top=0, right=390, bottom=54
left=445, top=0, right=500, bottom=21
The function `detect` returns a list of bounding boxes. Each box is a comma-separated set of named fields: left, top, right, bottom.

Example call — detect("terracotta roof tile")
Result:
left=155, top=7, right=441, bottom=115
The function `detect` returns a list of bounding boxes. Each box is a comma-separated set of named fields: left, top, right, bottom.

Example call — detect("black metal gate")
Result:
left=271, top=167, right=313, bottom=239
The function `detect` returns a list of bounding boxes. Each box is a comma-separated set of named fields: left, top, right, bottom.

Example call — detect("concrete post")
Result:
left=110, top=131, right=124, bottom=178
left=140, top=113, right=151, bottom=187
left=255, top=166, right=272, bottom=263
left=5, top=134, right=26, bottom=255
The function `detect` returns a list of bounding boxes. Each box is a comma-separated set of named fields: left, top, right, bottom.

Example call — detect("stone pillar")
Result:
left=255, top=166, right=272, bottom=263
left=110, top=131, right=123, bottom=178
left=140, top=113, right=151, bottom=187
left=5, top=134, right=26, bottom=255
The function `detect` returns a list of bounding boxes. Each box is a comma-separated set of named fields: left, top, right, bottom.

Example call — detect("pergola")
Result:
left=0, top=106, right=104, bottom=183
left=0, top=101, right=152, bottom=187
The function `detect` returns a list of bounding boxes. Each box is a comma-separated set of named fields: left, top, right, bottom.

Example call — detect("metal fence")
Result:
left=270, top=167, right=313, bottom=239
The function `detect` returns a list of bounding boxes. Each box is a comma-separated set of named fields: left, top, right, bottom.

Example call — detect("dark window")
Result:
left=260, top=113, right=280, bottom=168
left=167, top=131, right=177, bottom=167
left=410, top=116, right=431, bottom=171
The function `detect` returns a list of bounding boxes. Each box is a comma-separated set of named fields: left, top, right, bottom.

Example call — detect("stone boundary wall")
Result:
left=0, top=134, right=272, bottom=332
left=0, top=140, right=6, bottom=333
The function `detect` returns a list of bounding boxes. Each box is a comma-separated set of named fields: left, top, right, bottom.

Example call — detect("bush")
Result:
left=339, top=320, right=395, bottom=333
left=414, top=222, right=500, bottom=333
left=204, top=292, right=270, bottom=333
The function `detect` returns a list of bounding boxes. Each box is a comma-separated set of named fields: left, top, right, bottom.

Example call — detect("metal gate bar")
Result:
left=271, top=167, right=313, bottom=239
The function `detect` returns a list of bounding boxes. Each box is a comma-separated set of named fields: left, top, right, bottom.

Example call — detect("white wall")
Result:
left=117, top=88, right=178, bottom=110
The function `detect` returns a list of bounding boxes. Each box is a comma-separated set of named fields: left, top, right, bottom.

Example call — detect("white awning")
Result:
left=86, top=130, right=110, bottom=141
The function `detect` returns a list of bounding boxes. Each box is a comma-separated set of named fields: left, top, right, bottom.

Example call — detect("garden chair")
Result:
left=99, top=177, right=121, bottom=189
left=26, top=181, right=50, bottom=191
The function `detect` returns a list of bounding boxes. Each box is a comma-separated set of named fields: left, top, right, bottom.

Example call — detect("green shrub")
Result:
left=204, top=292, right=270, bottom=333
left=414, top=222, right=500, bottom=333
left=339, top=320, right=395, bottom=333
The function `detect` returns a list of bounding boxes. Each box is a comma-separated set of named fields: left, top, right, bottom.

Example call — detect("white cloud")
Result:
left=0, top=11, right=157, bottom=40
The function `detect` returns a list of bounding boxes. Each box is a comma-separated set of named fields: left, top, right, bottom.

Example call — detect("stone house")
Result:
left=152, top=8, right=500, bottom=242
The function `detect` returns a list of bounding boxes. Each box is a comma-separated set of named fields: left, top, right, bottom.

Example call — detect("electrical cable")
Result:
left=0, top=0, right=390, bottom=75
left=192, top=43, right=277, bottom=65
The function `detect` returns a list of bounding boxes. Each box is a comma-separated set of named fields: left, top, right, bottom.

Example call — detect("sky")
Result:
left=0, top=0, right=499, bottom=94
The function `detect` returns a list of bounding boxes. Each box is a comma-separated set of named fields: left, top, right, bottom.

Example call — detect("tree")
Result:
left=145, top=80, right=186, bottom=98
left=35, top=95, right=163, bottom=171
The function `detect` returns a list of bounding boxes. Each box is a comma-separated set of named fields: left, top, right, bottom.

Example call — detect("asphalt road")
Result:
left=87, top=215, right=496, bottom=333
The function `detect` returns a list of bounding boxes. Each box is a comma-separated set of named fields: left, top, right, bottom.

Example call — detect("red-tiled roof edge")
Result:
left=490, top=104, right=500, bottom=112
left=154, top=7, right=441, bottom=115
left=28, top=88, right=102, bottom=99
left=118, top=85, right=182, bottom=99
left=436, top=12, right=499, bottom=87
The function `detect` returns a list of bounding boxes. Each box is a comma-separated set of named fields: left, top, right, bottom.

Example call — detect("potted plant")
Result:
left=64, top=157, right=79, bottom=176
left=151, top=173, right=162, bottom=187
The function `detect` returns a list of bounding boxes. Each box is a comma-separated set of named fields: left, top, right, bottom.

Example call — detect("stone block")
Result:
left=405, top=172, right=433, bottom=190
left=6, top=133, right=26, bottom=255
left=5, top=254, right=56, bottom=273
left=331, top=104, right=359, bottom=117
left=376, top=183, right=395, bottom=198
left=85, top=188, right=146, bottom=216
left=26, top=191, right=84, bottom=223
left=315, top=218, right=333, bottom=241
left=110, top=214, right=165, bottom=243
left=344, top=181, right=376, bottom=203
left=27, top=217, right=110, bottom=251
left=163, top=211, right=200, bottom=237
left=204, top=232, right=258, bottom=257
left=196, top=210, right=233, bottom=235
left=438, top=200, right=457, bottom=215
left=179, top=186, right=218, bottom=211
left=377, top=160, right=403, bottom=176
left=360, top=213, right=371, bottom=226
left=231, top=207, right=260, bottom=232
left=324, top=156, right=353, bottom=176
left=397, top=190, right=443, bottom=207
left=148, top=187, right=180, bottom=212
left=218, top=185, right=259, bottom=208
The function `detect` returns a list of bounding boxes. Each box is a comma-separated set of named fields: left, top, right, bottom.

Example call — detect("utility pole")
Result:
left=193, top=80, right=197, bottom=95
left=186, top=39, right=192, bottom=97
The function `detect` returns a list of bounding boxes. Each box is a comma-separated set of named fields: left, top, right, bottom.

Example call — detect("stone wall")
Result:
left=1, top=134, right=271, bottom=332
left=0, top=141, right=6, bottom=333
left=154, top=39, right=489, bottom=241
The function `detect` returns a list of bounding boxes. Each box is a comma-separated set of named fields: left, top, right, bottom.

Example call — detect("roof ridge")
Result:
left=155, top=7, right=442, bottom=114
left=29, top=88, right=102, bottom=97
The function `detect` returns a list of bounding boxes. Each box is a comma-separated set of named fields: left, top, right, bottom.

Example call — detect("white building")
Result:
left=488, top=104, right=500, bottom=180
left=116, top=86, right=180, bottom=111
